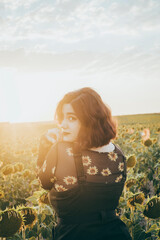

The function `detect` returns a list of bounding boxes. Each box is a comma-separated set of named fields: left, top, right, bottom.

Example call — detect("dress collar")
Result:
left=89, top=142, right=115, bottom=153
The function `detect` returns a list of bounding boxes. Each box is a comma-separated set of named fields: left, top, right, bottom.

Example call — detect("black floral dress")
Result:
left=37, top=140, right=132, bottom=240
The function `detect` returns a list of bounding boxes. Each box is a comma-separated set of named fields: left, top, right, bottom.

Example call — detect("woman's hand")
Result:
left=45, top=127, right=63, bottom=144
left=37, top=127, right=63, bottom=168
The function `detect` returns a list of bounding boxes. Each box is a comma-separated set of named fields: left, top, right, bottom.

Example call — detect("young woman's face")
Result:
left=60, top=104, right=81, bottom=142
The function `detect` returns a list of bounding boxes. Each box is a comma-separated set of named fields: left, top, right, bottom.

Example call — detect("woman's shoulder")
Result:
left=49, top=141, right=126, bottom=159
left=113, top=144, right=125, bottom=157
left=49, top=141, right=75, bottom=157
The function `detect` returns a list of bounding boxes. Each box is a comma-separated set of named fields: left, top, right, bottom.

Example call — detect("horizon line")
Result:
left=0, top=112, right=159, bottom=124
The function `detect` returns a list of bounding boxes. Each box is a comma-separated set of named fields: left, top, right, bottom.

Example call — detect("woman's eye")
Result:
left=68, top=116, right=76, bottom=121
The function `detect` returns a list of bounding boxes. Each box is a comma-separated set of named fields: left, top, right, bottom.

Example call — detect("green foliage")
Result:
left=0, top=115, right=160, bottom=239
left=133, top=224, right=146, bottom=240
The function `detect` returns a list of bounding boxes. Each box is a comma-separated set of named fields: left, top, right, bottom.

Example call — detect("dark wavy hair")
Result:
left=55, top=87, right=117, bottom=149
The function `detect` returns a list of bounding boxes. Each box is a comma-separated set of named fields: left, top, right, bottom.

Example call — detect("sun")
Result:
left=0, top=76, right=59, bottom=123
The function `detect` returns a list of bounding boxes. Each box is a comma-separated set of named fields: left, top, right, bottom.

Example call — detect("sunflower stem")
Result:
left=146, top=218, right=150, bottom=231
left=130, top=207, right=134, bottom=239
left=37, top=206, right=41, bottom=240
left=123, top=186, right=126, bottom=200
left=22, top=227, right=26, bottom=239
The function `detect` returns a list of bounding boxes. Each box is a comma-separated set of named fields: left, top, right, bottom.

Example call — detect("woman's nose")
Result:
left=60, top=119, right=68, bottom=129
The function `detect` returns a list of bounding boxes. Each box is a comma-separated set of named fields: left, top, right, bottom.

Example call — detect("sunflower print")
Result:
left=108, top=152, right=118, bottom=162
left=82, top=156, right=92, bottom=166
left=66, top=147, right=73, bottom=156
left=55, top=184, right=68, bottom=192
left=101, top=168, right=111, bottom=176
left=115, top=174, right=123, bottom=183
left=50, top=176, right=57, bottom=183
left=87, top=166, right=98, bottom=175
left=63, top=176, right=77, bottom=185
left=118, top=162, right=124, bottom=172
left=42, top=160, right=47, bottom=172
left=51, top=166, right=56, bottom=175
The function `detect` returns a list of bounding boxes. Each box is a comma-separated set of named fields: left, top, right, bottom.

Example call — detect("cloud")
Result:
left=3, top=0, right=39, bottom=10
left=0, top=49, right=98, bottom=71
left=0, top=0, right=160, bottom=79
left=0, top=48, right=160, bottom=83
left=1, top=0, right=160, bottom=47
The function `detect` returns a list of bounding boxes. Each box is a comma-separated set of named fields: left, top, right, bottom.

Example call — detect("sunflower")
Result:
left=127, top=193, right=145, bottom=209
left=0, top=209, right=23, bottom=237
left=118, top=162, right=124, bottom=172
left=18, top=207, right=37, bottom=229
left=39, top=192, right=50, bottom=205
left=66, top=147, right=73, bottom=156
left=82, top=156, right=92, bottom=166
left=22, top=169, right=32, bottom=178
left=101, top=168, right=111, bottom=176
left=153, top=138, right=157, bottom=144
left=125, top=179, right=136, bottom=188
left=126, top=155, right=136, bottom=168
left=108, top=152, right=118, bottom=162
left=115, top=174, right=123, bottom=183
left=143, top=139, right=152, bottom=147
left=50, top=176, right=57, bottom=183
left=87, top=166, right=98, bottom=175
left=63, top=176, right=77, bottom=185
left=143, top=196, right=160, bottom=219
left=14, top=163, right=24, bottom=173
left=55, top=184, right=68, bottom=192
left=1, top=164, right=14, bottom=175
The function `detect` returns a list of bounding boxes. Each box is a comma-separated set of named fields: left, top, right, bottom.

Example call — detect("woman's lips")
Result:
left=63, top=132, right=70, bottom=136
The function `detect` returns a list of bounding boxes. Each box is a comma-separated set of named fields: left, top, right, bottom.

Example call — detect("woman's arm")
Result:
left=37, top=134, right=53, bottom=168
left=38, top=143, right=58, bottom=190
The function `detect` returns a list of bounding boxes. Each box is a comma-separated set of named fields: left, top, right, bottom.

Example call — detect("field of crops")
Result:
left=0, top=113, right=160, bottom=240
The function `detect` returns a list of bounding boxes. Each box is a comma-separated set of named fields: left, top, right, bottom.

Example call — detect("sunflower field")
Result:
left=0, top=113, right=160, bottom=240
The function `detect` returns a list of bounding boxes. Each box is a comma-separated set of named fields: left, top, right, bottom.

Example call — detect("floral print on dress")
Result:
left=63, top=176, right=77, bottom=185
left=118, top=162, right=124, bottom=172
left=115, top=174, right=123, bottom=183
left=108, top=152, right=118, bottom=162
left=51, top=166, right=56, bottom=175
left=55, top=183, right=68, bottom=192
left=101, top=168, right=111, bottom=176
left=50, top=176, right=57, bottom=183
left=42, top=160, right=47, bottom=172
left=66, top=147, right=73, bottom=156
left=87, top=166, right=98, bottom=175
left=82, top=156, right=92, bottom=166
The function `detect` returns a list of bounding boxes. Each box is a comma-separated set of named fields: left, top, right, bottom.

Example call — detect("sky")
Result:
left=0, top=0, right=160, bottom=123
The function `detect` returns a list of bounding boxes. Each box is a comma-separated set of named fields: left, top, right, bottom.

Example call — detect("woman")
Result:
left=37, top=87, right=132, bottom=240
